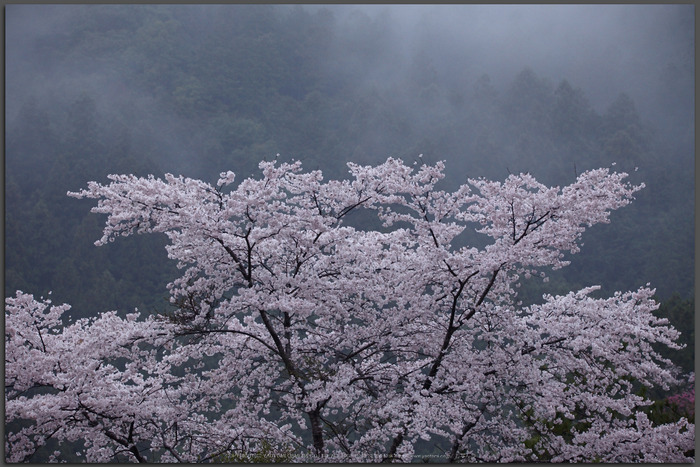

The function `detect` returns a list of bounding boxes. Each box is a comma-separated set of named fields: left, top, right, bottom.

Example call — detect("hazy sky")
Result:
left=6, top=4, right=693, bottom=118
left=326, top=4, right=693, bottom=114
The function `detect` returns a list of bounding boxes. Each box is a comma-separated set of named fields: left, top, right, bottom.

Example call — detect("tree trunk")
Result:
left=307, top=408, right=324, bottom=457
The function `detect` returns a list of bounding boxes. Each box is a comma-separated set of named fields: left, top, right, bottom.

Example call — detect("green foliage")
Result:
left=520, top=375, right=694, bottom=462
left=519, top=403, right=595, bottom=462
left=637, top=383, right=695, bottom=426
left=643, top=396, right=695, bottom=426
left=213, top=440, right=296, bottom=463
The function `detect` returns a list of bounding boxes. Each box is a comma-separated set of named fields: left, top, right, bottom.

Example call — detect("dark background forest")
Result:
left=5, top=4, right=694, bottom=374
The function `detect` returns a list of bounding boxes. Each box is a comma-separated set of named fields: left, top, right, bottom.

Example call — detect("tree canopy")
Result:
left=5, top=159, right=694, bottom=462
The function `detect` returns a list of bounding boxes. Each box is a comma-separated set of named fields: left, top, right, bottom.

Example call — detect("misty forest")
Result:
left=4, top=4, right=695, bottom=463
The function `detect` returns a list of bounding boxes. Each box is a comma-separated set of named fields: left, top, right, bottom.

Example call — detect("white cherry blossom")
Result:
left=5, top=158, right=692, bottom=462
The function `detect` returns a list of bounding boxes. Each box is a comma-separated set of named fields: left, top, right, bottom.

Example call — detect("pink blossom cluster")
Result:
left=668, top=375, right=695, bottom=417
left=5, top=158, right=694, bottom=462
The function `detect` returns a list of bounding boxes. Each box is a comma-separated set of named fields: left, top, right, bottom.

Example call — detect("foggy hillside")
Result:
left=5, top=4, right=694, bottom=337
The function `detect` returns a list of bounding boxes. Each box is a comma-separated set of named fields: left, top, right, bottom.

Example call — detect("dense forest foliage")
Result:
left=6, top=5, right=694, bottom=375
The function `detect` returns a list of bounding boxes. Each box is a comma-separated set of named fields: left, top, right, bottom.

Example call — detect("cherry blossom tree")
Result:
left=667, top=377, right=695, bottom=418
left=5, top=158, right=694, bottom=462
